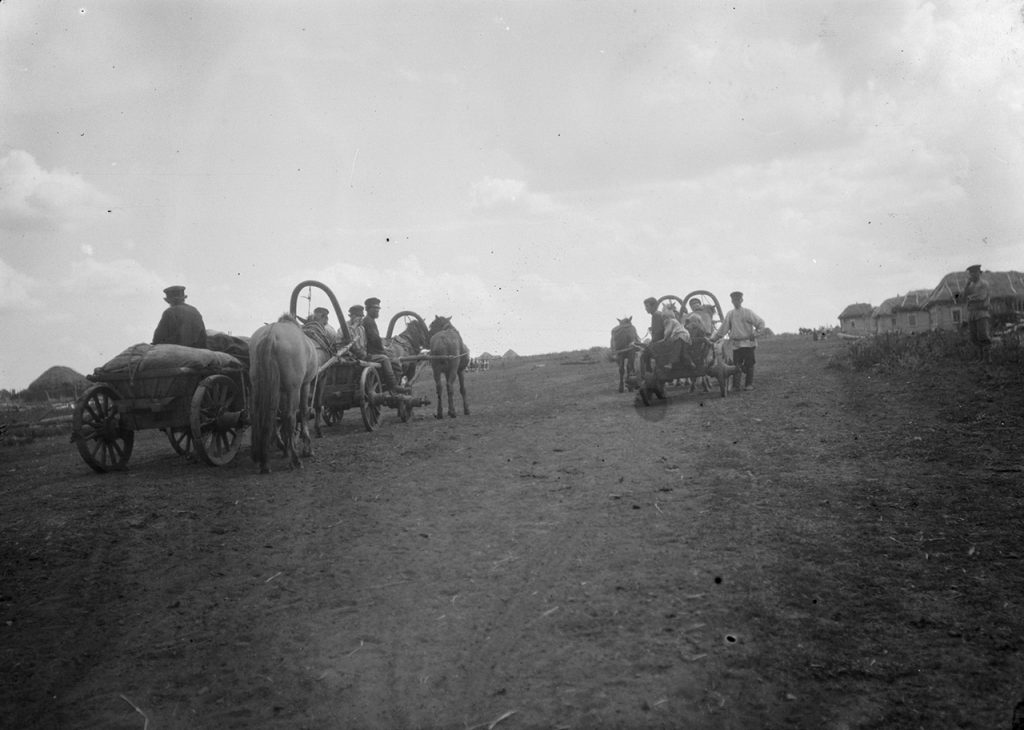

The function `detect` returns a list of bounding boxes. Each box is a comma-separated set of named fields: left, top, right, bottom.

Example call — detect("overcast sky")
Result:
left=2, top=1, right=1023, bottom=389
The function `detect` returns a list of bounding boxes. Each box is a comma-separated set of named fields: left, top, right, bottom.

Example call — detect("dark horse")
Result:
left=427, top=315, right=470, bottom=419
left=384, top=316, right=431, bottom=387
left=249, top=315, right=318, bottom=473
left=610, top=316, right=641, bottom=393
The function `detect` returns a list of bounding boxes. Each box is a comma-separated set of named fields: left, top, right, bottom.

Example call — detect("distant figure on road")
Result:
left=963, top=264, right=991, bottom=362
left=152, top=285, right=207, bottom=349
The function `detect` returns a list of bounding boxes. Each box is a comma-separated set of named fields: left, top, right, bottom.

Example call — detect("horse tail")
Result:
left=250, top=329, right=282, bottom=465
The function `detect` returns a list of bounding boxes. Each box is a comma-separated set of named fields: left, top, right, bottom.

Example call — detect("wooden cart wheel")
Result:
left=73, top=384, right=134, bottom=473
left=166, top=427, right=192, bottom=456
left=190, top=374, right=246, bottom=466
left=655, top=295, right=686, bottom=321
left=359, top=366, right=383, bottom=432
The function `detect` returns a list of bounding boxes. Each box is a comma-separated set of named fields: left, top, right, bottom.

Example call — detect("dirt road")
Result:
left=3, top=336, right=1023, bottom=729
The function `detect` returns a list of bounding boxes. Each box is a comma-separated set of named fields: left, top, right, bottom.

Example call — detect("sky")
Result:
left=2, top=1, right=1023, bottom=390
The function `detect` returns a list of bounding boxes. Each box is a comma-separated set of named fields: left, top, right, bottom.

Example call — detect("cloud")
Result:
left=0, top=258, right=38, bottom=312
left=0, top=150, right=116, bottom=232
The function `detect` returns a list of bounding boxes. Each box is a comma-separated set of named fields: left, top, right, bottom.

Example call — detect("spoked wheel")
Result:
left=73, top=384, right=134, bottom=472
left=190, top=374, right=246, bottom=466
left=166, top=427, right=193, bottom=456
left=655, top=294, right=686, bottom=321
left=359, top=366, right=383, bottom=431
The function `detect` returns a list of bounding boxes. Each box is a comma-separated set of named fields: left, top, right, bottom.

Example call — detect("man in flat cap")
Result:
left=362, top=297, right=405, bottom=395
left=963, top=264, right=991, bottom=362
left=711, top=291, right=765, bottom=391
left=152, top=285, right=207, bottom=349
left=302, top=306, right=338, bottom=354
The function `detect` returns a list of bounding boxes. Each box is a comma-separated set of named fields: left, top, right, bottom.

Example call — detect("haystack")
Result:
left=25, top=366, right=90, bottom=402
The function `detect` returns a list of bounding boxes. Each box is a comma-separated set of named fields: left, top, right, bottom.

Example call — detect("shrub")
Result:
left=827, top=329, right=1024, bottom=374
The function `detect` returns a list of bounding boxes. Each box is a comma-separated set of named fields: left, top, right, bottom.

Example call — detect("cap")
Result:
left=643, top=297, right=658, bottom=307
left=365, top=297, right=381, bottom=308
left=730, top=291, right=743, bottom=299
left=163, top=285, right=186, bottom=299
left=688, top=298, right=702, bottom=306
left=313, top=307, right=329, bottom=316
left=348, top=304, right=365, bottom=316
left=966, top=264, right=982, bottom=274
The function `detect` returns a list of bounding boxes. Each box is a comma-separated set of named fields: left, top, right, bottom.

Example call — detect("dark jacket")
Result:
left=153, top=303, right=207, bottom=348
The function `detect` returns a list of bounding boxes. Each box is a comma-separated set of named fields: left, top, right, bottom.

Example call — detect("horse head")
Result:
left=407, top=317, right=431, bottom=350
left=428, top=315, right=453, bottom=337
left=611, top=317, right=639, bottom=347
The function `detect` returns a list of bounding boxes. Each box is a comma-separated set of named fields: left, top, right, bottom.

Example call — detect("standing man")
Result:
left=362, top=297, right=405, bottom=395
left=640, top=296, right=664, bottom=375
left=152, top=285, right=207, bottom=349
left=963, top=264, right=992, bottom=362
left=711, top=291, right=765, bottom=391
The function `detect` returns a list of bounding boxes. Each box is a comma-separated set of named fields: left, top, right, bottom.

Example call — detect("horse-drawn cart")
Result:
left=629, top=289, right=739, bottom=406
left=71, top=344, right=250, bottom=472
left=288, top=281, right=430, bottom=432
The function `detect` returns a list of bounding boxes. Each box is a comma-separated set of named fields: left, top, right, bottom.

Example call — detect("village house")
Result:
left=924, top=270, right=1024, bottom=331
left=871, top=297, right=899, bottom=334
left=891, top=289, right=932, bottom=334
left=837, top=303, right=874, bottom=334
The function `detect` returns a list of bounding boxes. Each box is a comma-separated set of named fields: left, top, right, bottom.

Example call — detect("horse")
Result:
left=610, top=316, right=641, bottom=393
left=249, top=314, right=319, bottom=473
left=427, top=315, right=470, bottom=419
left=384, top=316, right=431, bottom=387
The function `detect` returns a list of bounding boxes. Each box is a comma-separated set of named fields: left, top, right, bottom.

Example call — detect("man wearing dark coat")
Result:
left=362, top=297, right=405, bottom=394
left=152, top=285, right=207, bottom=348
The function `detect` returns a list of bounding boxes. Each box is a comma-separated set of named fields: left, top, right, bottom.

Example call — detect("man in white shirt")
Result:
left=711, top=291, right=766, bottom=391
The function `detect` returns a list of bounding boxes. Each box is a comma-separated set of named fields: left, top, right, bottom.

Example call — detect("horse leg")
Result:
left=458, top=369, right=469, bottom=416
left=444, top=372, right=456, bottom=417
left=434, top=372, right=445, bottom=420
left=297, top=382, right=313, bottom=459
left=618, top=356, right=625, bottom=393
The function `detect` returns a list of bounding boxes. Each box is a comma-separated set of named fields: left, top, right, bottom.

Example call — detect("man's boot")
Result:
left=744, top=365, right=755, bottom=391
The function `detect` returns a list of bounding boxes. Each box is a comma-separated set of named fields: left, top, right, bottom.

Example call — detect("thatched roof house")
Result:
left=891, top=289, right=932, bottom=333
left=924, top=270, right=1024, bottom=331
left=872, top=297, right=900, bottom=334
left=502, top=349, right=519, bottom=360
left=838, top=303, right=874, bottom=334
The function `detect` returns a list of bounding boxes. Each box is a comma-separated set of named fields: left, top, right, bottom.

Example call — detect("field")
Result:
left=2, top=335, right=1023, bottom=729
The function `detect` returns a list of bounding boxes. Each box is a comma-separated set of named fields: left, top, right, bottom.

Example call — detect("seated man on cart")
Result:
left=362, top=297, right=409, bottom=396
left=640, top=296, right=695, bottom=376
left=302, top=306, right=339, bottom=354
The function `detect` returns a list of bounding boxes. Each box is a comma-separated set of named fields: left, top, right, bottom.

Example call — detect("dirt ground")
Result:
left=3, top=335, right=1024, bottom=730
